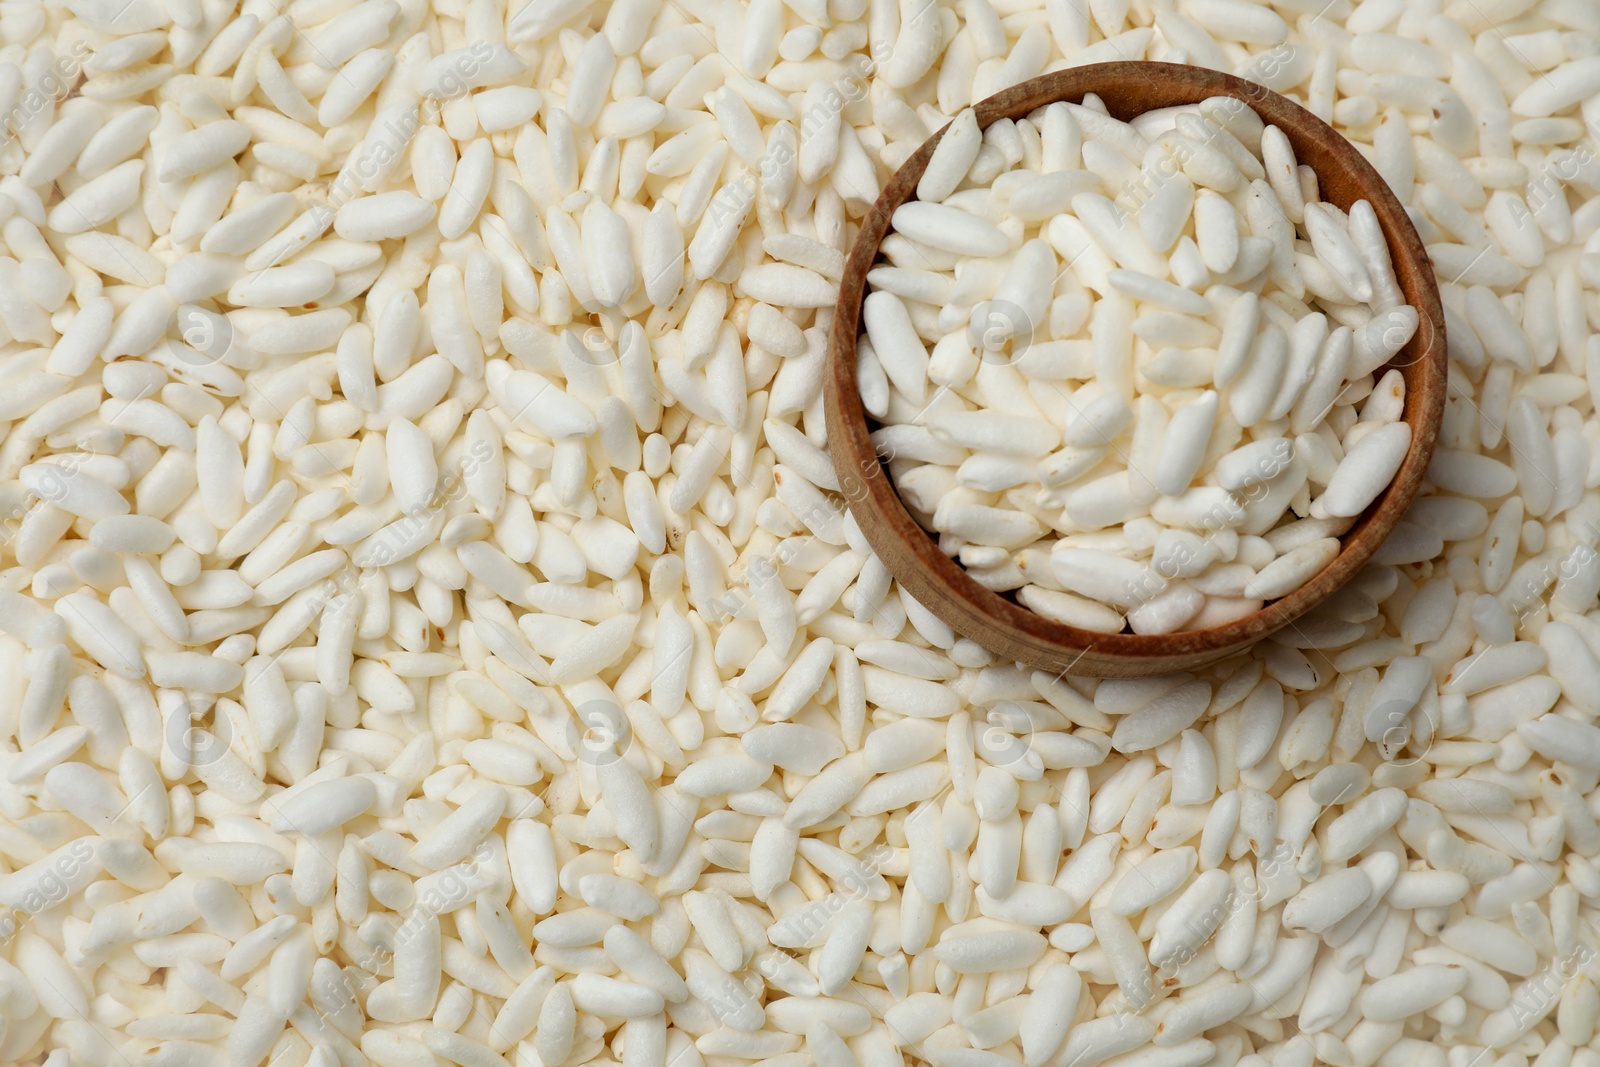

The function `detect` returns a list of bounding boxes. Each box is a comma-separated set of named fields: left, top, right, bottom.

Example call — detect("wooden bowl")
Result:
left=824, top=61, right=1446, bottom=679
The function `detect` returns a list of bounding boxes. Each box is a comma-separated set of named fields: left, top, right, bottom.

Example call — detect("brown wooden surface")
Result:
left=824, top=62, right=1448, bottom=678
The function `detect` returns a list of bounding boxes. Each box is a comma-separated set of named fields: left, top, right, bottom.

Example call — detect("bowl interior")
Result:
left=824, top=61, right=1447, bottom=678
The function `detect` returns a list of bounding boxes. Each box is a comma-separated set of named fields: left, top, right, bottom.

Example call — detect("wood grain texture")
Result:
left=824, top=62, right=1447, bottom=678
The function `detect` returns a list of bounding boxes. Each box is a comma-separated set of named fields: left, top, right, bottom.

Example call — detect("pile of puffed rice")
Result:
left=0, top=0, right=1599, bottom=1065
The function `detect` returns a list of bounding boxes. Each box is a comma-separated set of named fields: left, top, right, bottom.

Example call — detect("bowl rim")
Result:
left=823, top=61, right=1448, bottom=678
